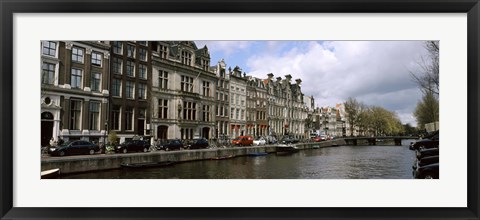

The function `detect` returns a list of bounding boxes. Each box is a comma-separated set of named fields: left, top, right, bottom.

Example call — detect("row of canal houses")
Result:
left=40, top=41, right=312, bottom=146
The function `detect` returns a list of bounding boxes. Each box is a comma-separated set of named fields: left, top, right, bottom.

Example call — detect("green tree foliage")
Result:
left=107, top=131, right=119, bottom=146
left=344, top=97, right=361, bottom=136
left=414, top=91, right=439, bottom=130
left=345, top=99, right=405, bottom=136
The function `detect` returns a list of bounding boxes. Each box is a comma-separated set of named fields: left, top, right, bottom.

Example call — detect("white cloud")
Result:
left=245, top=41, right=427, bottom=125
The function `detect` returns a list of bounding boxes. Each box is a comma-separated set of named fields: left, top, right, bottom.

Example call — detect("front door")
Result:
left=41, top=112, right=54, bottom=147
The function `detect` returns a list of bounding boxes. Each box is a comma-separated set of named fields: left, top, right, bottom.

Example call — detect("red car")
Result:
left=312, top=136, right=322, bottom=142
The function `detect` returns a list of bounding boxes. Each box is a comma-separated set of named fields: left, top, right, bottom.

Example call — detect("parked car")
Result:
left=416, top=148, right=439, bottom=160
left=409, top=131, right=439, bottom=151
left=253, top=137, right=267, bottom=146
left=156, top=139, right=184, bottom=151
left=312, top=136, right=322, bottom=142
left=266, top=136, right=278, bottom=144
left=115, top=140, right=150, bottom=153
left=49, top=140, right=99, bottom=156
left=186, top=138, right=209, bottom=149
left=232, top=136, right=254, bottom=146
left=414, top=163, right=439, bottom=179
left=280, top=136, right=299, bottom=144
left=412, top=155, right=439, bottom=170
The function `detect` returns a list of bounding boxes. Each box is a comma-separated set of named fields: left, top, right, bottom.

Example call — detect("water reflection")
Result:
left=60, top=142, right=416, bottom=179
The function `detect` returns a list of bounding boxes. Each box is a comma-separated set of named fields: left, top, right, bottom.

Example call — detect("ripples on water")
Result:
left=61, top=140, right=417, bottom=179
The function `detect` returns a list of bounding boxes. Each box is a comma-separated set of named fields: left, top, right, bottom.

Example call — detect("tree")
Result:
left=108, top=131, right=119, bottom=146
left=411, top=41, right=439, bottom=96
left=344, top=97, right=361, bottom=136
left=414, top=91, right=439, bottom=130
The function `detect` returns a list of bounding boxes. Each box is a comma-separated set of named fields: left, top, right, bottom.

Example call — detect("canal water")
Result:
left=59, top=141, right=417, bottom=179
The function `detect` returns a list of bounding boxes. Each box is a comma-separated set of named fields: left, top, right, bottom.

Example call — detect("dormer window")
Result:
left=181, top=51, right=192, bottom=66
left=159, top=45, right=168, bottom=59
left=201, top=59, right=209, bottom=71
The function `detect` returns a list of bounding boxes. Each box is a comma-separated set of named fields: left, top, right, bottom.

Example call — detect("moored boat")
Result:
left=211, top=155, right=236, bottom=160
left=120, top=161, right=176, bottom=169
left=247, top=152, right=268, bottom=156
left=41, top=168, right=60, bottom=179
left=276, top=145, right=299, bottom=155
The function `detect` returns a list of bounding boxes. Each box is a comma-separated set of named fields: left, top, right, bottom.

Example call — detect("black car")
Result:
left=49, top=140, right=99, bottom=156
left=280, top=136, right=299, bottom=144
left=416, top=148, right=439, bottom=160
left=409, top=131, right=439, bottom=151
left=156, top=139, right=183, bottom=151
left=414, top=163, right=439, bottom=179
left=115, top=140, right=150, bottom=153
left=412, top=155, right=439, bottom=170
left=186, top=138, right=209, bottom=149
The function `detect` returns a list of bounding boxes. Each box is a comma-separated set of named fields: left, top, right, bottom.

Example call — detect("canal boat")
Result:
left=211, top=155, right=236, bottom=160
left=276, top=145, right=299, bottom=155
left=247, top=152, right=268, bottom=156
left=120, top=161, right=176, bottom=169
left=41, top=168, right=60, bottom=179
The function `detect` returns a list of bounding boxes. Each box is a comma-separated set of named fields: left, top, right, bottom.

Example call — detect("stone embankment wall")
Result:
left=41, top=139, right=346, bottom=174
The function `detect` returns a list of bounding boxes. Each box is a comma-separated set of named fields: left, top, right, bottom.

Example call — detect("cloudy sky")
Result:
left=195, top=41, right=429, bottom=126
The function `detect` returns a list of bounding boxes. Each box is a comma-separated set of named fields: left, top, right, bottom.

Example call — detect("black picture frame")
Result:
left=1, top=0, right=479, bottom=219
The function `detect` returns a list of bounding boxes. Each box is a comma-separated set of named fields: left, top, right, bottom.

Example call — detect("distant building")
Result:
left=246, top=76, right=268, bottom=137
left=150, top=41, right=217, bottom=140
left=108, top=41, right=152, bottom=144
left=41, top=41, right=111, bottom=146
left=229, top=66, right=247, bottom=137
left=265, top=74, right=307, bottom=139
left=212, top=59, right=230, bottom=139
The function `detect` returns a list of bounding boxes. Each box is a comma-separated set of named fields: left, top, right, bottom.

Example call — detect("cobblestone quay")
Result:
left=41, top=139, right=346, bottom=174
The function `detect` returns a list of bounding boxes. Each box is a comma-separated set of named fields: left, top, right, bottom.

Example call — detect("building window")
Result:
left=113, top=57, right=122, bottom=75
left=138, top=83, right=146, bottom=100
left=139, top=64, right=147, bottom=79
left=231, top=108, right=234, bottom=118
left=112, top=78, right=121, bottom=97
left=126, top=81, right=134, bottom=99
left=225, top=94, right=228, bottom=102
left=70, top=99, right=82, bottom=130
left=181, top=51, right=192, bottom=65
left=42, top=41, right=56, bottom=56
left=139, top=48, right=147, bottom=61
left=181, top=75, right=193, bottom=92
left=71, top=68, right=82, bottom=88
left=42, top=62, right=55, bottom=85
left=202, top=81, right=210, bottom=97
left=159, top=45, right=168, bottom=59
left=183, top=101, right=196, bottom=121
left=91, top=52, right=102, bottom=66
left=113, top=41, right=123, bottom=54
left=91, top=72, right=101, bottom=92
left=201, top=59, right=209, bottom=71
left=158, top=70, right=168, bottom=89
left=126, top=61, right=135, bottom=77
left=202, top=105, right=210, bottom=122
left=72, top=47, right=84, bottom=63
left=89, top=102, right=100, bottom=130
left=125, top=107, right=133, bottom=131
left=137, top=41, right=147, bottom=46
left=112, top=105, right=120, bottom=130
left=127, top=44, right=135, bottom=58
left=236, top=95, right=239, bottom=105
left=158, top=99, right=168, bottom=119
left=236, top=109, right=240, bottom=120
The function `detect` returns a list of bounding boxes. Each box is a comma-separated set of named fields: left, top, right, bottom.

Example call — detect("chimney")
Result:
left=276, top=77, right=282, bottom=82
